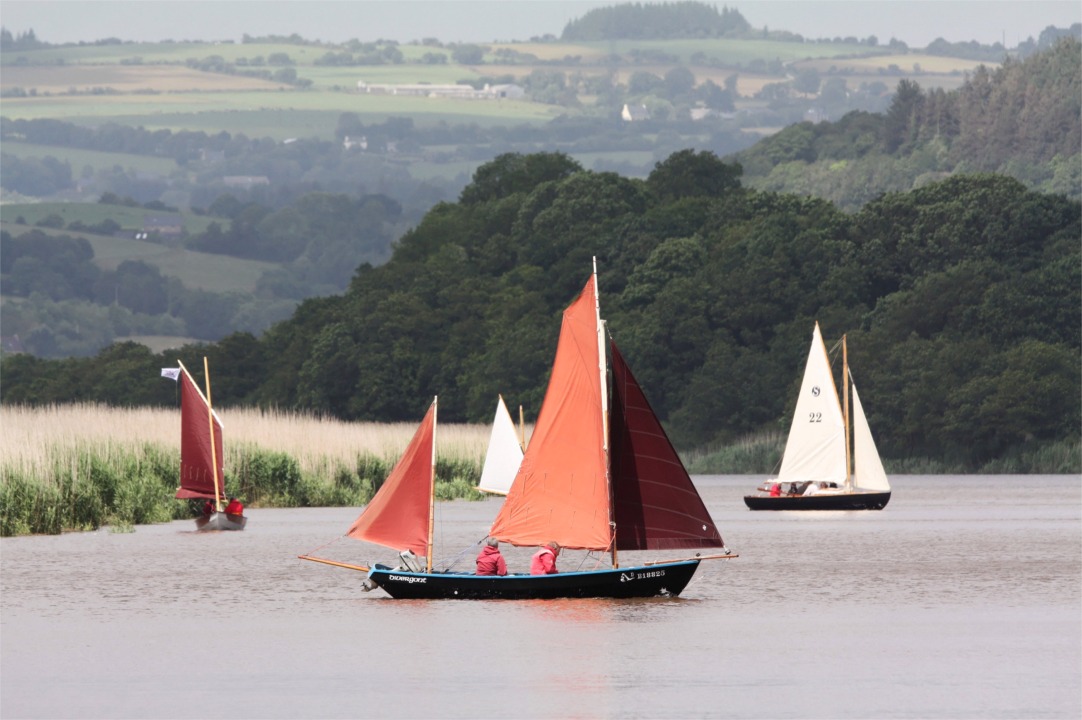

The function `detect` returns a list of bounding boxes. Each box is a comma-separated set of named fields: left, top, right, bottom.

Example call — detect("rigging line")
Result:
left=441, top=536, right=486, bottom=573
left=300, top=533, right=348, bottom=558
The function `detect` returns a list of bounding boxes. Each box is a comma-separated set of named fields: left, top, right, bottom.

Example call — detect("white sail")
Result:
left=477, top=395, right=523, bottom=495
left=777, top=323, right=848, bottom=485
left=851, top=381, right=891, bottom=492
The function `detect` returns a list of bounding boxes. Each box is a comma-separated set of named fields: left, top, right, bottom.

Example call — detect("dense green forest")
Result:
left=737, top=38, right=1082, bottom=208
left=4, top=149, right=1079, bottom=470
left=3, top=37, right=1079, bottom=358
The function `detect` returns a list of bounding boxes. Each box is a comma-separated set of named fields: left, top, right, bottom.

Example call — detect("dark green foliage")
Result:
left=562, top=2, right=750, bottom=41
left=736, top=39, right=1082, bottom=209
left=3, top=150, right=1079, bottom=473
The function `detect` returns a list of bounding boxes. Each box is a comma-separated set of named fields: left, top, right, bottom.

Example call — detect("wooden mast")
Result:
left=518, top=404, right=526, bottom=452
left=203, top=356, right=223, bottom=512
left=842, top=335, right=852, bottom=492
left=426, top=396, right=437, bottom=573
left=593, top=258, right=618, bottom=569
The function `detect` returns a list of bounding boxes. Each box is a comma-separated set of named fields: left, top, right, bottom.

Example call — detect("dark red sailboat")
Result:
left=165, top=359, right=246, bottom=531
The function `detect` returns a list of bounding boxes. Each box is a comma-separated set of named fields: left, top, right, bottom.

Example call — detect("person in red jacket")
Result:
left=475, top=537, right=508, bottom=576
left=224, top=497, right=244, bottom=516
left=530, top=541, right=560, bottom=575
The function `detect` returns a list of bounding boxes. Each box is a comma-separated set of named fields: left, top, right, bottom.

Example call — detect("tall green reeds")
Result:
left=1, top=404, right=493, bottom=537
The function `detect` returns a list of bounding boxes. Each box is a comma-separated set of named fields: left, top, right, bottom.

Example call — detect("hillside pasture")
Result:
left=1, top=64, right=290, bottom=94
left=84, top=238, right=276, bottom=292
left=1, top=140, right=179, bottom=176
left=2, top=211, right=275, bottom=294
left=2, top=202, right=217, bottom=235
left=307, top=64, right=484, bottom=88
left=1, top=88, right=560, bottom=139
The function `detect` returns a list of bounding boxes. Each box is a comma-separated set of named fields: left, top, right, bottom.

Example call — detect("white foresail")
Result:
left=777, top=323, right=848, bottom=485
left=477, top=395, right=524, bottom=495
left=851, top=381, right=891, bottom=492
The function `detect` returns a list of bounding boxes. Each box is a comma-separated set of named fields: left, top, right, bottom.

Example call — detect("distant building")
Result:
left=488, top=83, right=525, bottom=99
left=622, top=104, right=651, bottom=122
left=356, top=80, right=524, bottom=100
left=343, top=135, right=368, bottom=150
left=804, top=107, right=829, bottom=123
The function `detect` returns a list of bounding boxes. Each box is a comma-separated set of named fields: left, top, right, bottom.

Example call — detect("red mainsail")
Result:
left=489, top=275, right=611, bottom=551
left=346, top=399, right=436, bottom=556
left=491, top=269, right=723, bottom=556
left=176, top=368, right=225, bottom=501
left=609, top=342, right=725, bottom=550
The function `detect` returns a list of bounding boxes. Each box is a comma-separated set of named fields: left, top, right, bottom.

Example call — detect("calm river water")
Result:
left=2, top=475, right=1079, bottom=720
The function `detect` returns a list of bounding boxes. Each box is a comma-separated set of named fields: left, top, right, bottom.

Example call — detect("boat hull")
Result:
left=195, top=512, right=247, bottom=531
left=367, top=560, right=702, bottom=600
left=744, top=491, right=891, bottom=511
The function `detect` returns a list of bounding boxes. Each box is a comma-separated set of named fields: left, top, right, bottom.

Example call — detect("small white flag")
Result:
left=161, top=368, right=180, bottom=381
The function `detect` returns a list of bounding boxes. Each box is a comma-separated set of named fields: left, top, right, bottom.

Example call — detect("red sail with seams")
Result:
left=609, top=341, right=724, bottom=550
left=346, top=399, right=436, bottom=556
left=489, top=275, right=611, bottom=551
left=176, top=368, right=225, bottom=501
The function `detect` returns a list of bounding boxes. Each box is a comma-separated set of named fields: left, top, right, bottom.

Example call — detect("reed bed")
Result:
left=1, top=404, right=493, bottom=536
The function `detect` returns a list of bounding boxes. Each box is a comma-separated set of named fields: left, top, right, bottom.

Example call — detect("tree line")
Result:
left=736, top=38, right=1082, bottom=209
left=3, top=150, right=1078, bottom=470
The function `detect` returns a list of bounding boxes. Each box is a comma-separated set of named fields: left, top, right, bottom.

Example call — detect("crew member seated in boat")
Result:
left=803, top=482, right=820, bottom=496
left=531, top=541, right=560, bottom=575
left=202, top=500, right=214, bottom=517
left=475, top=537, right=508, bottom=576
left=769, top=483, right=782, bottom=497
left=225, top=497, right=244, bottom=516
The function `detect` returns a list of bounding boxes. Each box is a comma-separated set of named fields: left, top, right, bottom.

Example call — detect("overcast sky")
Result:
left=2, top=1, right=1079, bottom=49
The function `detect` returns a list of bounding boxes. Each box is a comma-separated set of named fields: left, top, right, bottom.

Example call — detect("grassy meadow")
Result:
left=1, top=35, right=985, bottom=137
left=1, top=206, right=279, bottom=293
left=0, top=403, right=498, bottom=536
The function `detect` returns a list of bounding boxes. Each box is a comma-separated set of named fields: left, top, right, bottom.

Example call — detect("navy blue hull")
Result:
left=367, top=560, right=701, bottom=600
left=744, top=491, right=891, bottom=511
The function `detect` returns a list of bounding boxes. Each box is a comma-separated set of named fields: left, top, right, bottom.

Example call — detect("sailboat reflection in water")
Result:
left=300, top=260, right=735, bottom=599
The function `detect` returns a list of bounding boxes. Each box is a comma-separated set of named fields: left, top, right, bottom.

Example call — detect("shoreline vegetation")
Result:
left=2, top=404, right=1078, bottom=537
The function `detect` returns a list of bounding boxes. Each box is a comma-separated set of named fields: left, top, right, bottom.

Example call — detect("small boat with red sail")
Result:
left=163, top=358, right=246, bottom=531
left=300, top=261, right=735, bottom=599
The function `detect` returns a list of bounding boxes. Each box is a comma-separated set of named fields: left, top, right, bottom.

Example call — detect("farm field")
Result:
left=0, top=90, right=562, bottom=137
left=0, top=140, right=180, bottom=176
left=1, top=36, right=989, bottom=139
left=1, top=214, right=276, bottom=294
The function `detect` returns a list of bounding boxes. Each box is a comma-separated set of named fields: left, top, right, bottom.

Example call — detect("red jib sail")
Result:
left=176, top=368, right=225, bottom=501
left=489, top=275, right=611, bottom=551
left=609, top=341, right=725, bottom=550
left=346, top=399, right=436, bottom=556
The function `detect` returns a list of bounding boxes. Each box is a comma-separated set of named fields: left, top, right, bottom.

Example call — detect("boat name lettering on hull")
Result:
left=620, top=569, right=666, bottom=582
left=388, top=574, right=427, bottom=584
